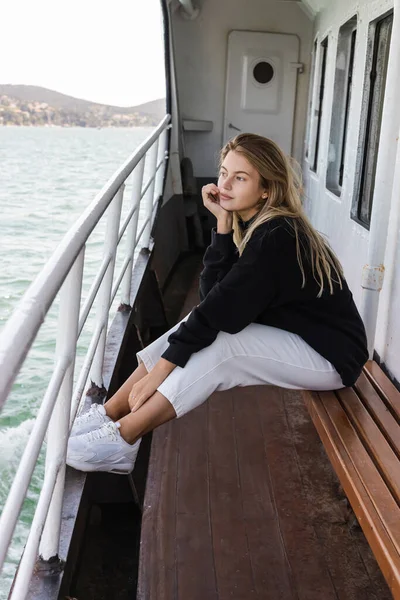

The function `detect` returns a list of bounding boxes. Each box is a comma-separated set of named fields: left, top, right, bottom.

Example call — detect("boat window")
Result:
left=253, top=61, right=274, bottom=85
left=352, top=12, right=393, bottom=227
left=310, top=37, right=328, bottom=173
left=326, top=17, right=357, bottom=196
left=305, top=40, right=317, bottom=161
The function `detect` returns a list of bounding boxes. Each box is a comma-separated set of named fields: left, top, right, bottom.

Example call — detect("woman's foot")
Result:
left=70, top=403, right=112, bottom=437
left=66, top=421, right=141, bottom=474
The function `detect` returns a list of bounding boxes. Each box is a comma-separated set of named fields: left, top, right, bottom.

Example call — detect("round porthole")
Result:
left=253, top=61, right=274, bottom=85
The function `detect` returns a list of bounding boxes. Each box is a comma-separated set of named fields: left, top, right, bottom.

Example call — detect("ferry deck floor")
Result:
left=136, top=257, right=392, bottom=600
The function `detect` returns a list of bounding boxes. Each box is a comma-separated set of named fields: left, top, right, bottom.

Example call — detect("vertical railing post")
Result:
left=154, top=128, right=169, bottom=206
left=39, top=247, right=85, bottom=560
left=90, top=185, right=124, bottom=389
left=142, top=141, right=159, bottom=250
left=121, top=158, right=145, bottom=307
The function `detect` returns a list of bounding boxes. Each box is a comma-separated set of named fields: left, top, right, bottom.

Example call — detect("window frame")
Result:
left=326, top=17, right=357, bottom=196
left=305, top=39, right=318, bottom=161
left=310, top=36, right=328, bottom=173
left=351, top=11, right=393, bottom=228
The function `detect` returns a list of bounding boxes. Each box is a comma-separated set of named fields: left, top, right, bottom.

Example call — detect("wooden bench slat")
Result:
left=338, top=386, right=400, bottom=503
left=303, top=390, right=400, bottom=598
left=319, top=392, right=400, bottom=556
left=354, top=373, right=400, bottom=461
left=364, top=360, right=400, bottom=422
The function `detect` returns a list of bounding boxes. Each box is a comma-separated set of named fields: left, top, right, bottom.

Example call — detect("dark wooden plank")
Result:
left=338, top=386, right=400, bottom=501
left=232, top=386, right=297, bottom=599
left=258, top=386, right=339, bottom=600
left=137, top=421, right=180, bottom=600
left=179, top=263, right=202, bottom=317
left=286, top=389, right=390, bottom=599
left=176, top=402, right=209, bottom=515
left=176, top=513, right=218, bottom=600
left=208, top=392, right=257, bottom=599
left=355, top=372, right=400, bottom=459
left=175, top=402, right=218, bottom=599
left=303, top=390, right=400, bottom=598
left=364, top=361, right=400, bottom=421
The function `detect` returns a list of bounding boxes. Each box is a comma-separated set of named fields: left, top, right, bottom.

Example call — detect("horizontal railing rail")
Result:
left=0, top=114, right=171, bottom=600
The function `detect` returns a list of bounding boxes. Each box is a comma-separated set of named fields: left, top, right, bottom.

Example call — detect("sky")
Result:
left=0, top=0, right=166, bottom=107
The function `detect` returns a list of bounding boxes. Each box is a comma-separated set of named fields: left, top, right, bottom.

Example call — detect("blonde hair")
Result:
left=219, top=133, right=343, bottom=296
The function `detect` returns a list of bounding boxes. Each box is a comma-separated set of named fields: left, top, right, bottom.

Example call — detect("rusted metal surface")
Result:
left=361, top=264, right=385, bottom=291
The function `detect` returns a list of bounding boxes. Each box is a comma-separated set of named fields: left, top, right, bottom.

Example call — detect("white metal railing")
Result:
left=0, top=114, right=171, bottom=599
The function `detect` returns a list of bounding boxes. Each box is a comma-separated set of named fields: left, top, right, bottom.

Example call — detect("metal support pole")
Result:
left=39, top=248, right=85, bottom=560
left=376, top=124, right=400, bottom=362
left=154, top=128, right=168, bottom=204
left=121, top=158, right=145, bottom=306
left=10, top=464, right=59, bottom=599
left=90, top=185, right=124, bottom=388
left=141, top=142, right=159, bottom=250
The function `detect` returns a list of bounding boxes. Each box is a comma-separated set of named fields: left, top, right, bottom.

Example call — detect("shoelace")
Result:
left=85, top=422, right=119, bottom=443
left=77, top=403, right=101, bottom=423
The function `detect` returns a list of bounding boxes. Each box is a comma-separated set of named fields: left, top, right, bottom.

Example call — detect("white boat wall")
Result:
left=301, top=0, right=399, bottom=383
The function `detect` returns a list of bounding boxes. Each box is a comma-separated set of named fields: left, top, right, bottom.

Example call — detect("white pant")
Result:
left=136, top=311, right=344, bottom=419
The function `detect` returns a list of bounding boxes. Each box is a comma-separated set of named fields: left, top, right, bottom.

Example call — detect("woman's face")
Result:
left=217, top=150, right=267, bottom=221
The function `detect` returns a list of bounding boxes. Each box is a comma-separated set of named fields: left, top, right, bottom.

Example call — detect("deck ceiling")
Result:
left=279, top=0, right=324, bottom=18
left=173, top=0, right=327, bottom=20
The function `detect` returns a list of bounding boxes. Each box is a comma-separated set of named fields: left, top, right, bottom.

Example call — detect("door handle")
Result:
left=228, top=123, right=241, bottom=132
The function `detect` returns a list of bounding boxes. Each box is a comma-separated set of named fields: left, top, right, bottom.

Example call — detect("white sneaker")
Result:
left=66, top=421, right=141, bottom=475
left=70, top=403, right=111, bottom=437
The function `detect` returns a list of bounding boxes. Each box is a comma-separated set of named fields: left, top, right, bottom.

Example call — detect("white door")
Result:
left=223, top=31, right=300, bottom=153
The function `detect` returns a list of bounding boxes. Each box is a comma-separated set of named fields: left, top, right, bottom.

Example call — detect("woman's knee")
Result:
left=185, top=343, right=239, bottom=392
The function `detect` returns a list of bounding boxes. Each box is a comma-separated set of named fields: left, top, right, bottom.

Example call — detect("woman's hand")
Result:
left=128, top=359, right=176, bottom=412
left=202, top=183, right=232, bottom=223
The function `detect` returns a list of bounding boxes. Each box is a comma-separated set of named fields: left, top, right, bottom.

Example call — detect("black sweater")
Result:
left=161, top=216, right=368, bottom=387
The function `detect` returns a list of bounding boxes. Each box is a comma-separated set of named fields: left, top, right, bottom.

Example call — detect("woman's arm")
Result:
left=199, top=217, right=238, bottom=301
left=128, top=357, right=177, bottom=412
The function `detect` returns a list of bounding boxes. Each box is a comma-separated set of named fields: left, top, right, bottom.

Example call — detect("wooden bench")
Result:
left=302, top=360, right=400, bottom=599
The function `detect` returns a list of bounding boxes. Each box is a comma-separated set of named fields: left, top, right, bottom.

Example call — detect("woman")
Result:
left=66, top=134, right=369, bottom=474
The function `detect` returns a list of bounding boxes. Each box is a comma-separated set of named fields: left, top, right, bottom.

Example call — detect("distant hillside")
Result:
left=0, top=85, right=166, bottom=127
left=126, top=98, right=167, bottom=121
